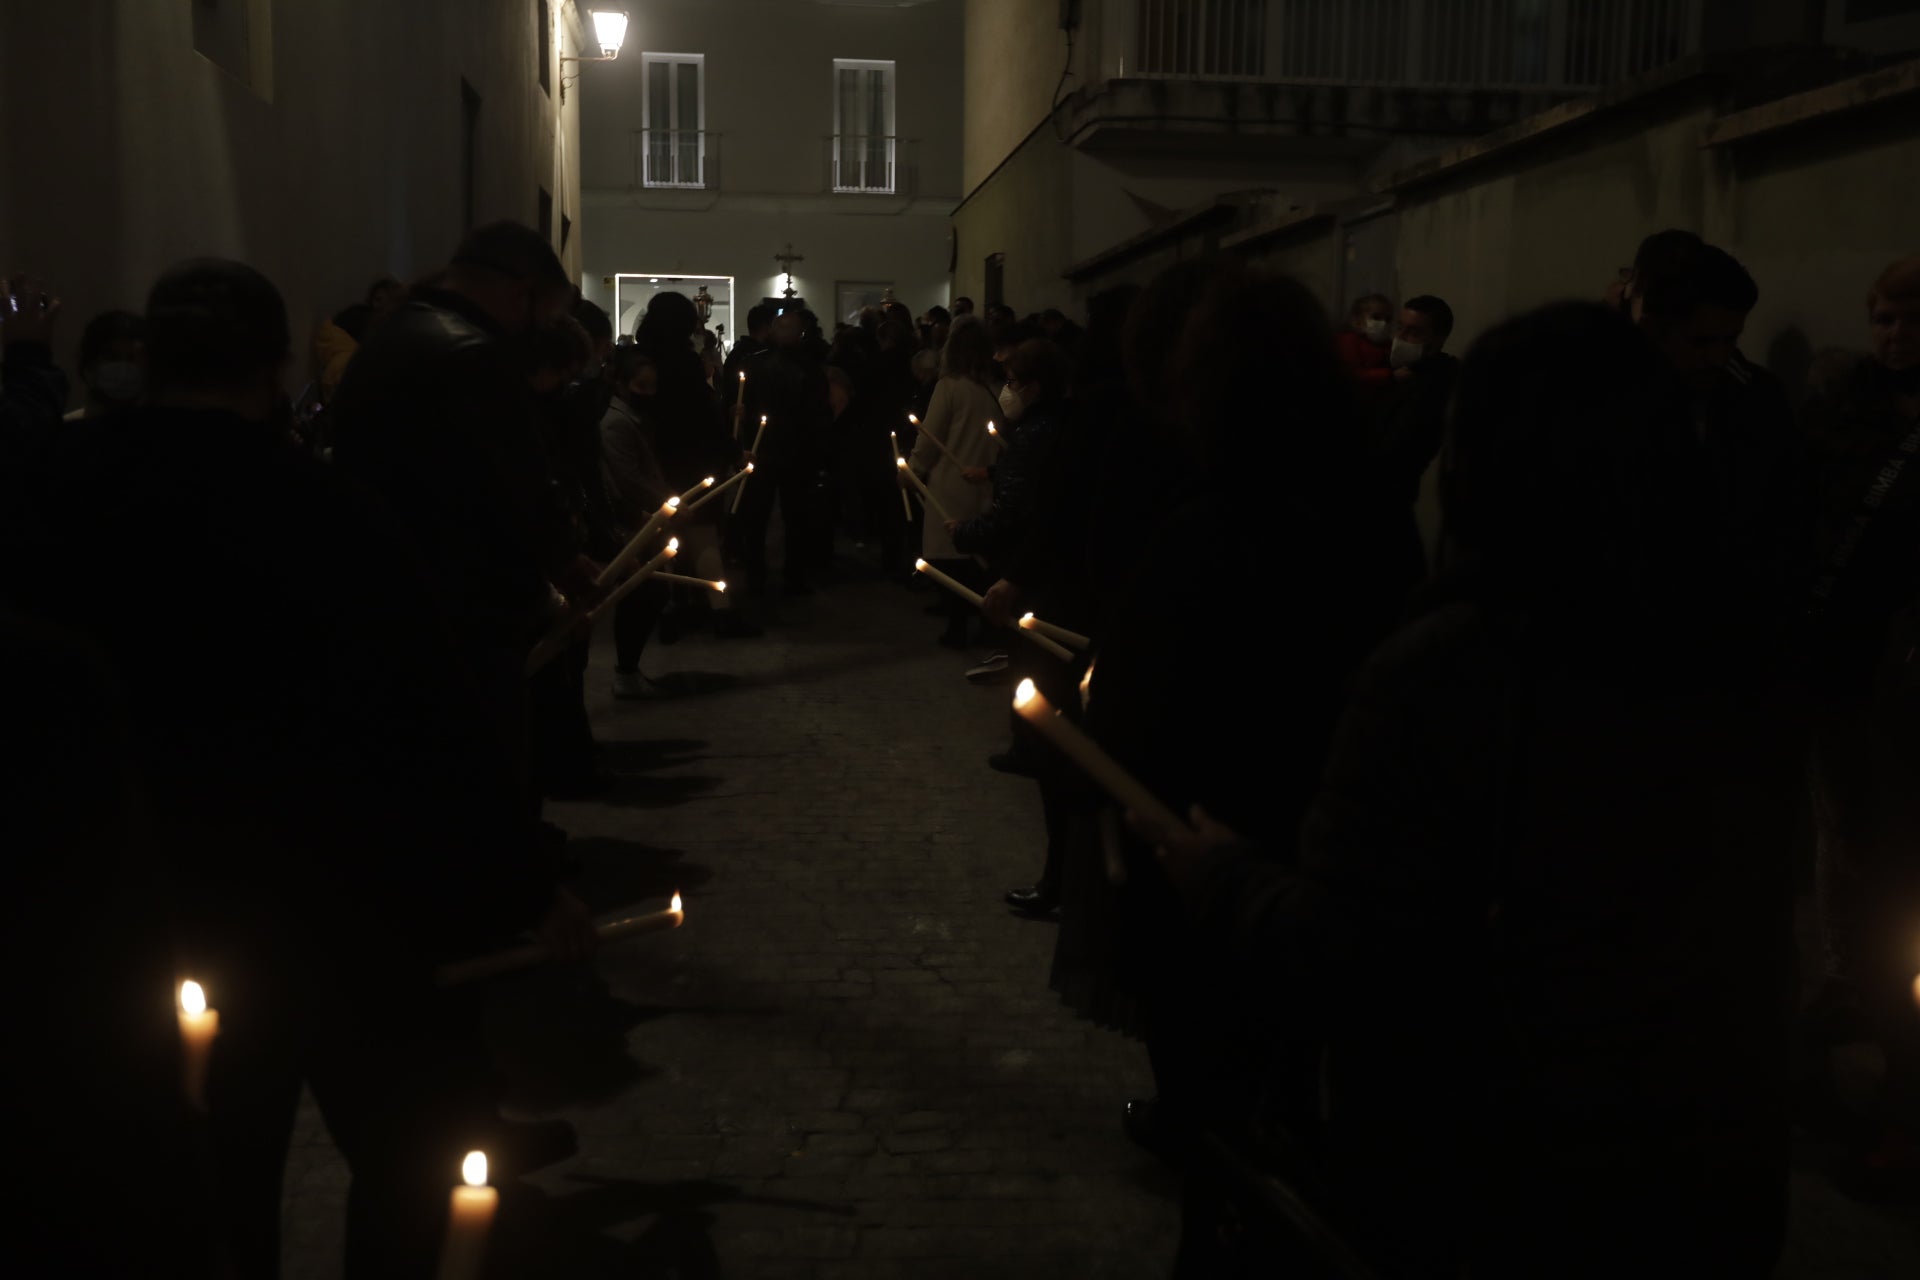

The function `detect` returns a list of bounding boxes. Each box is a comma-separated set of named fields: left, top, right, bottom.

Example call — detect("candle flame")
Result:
left=1013, top=678, right=1039, bottom=709
left=1019, top=612, right=1036, bottom=627
left=896, top=457, right=908, bottom=469
left=745, top=462, right=755, bottom=473
left=713, top=581, right=727, bottom=593
left=738, top=371, right=746, bottom=382
left=665, top=497, right=680, bottom=511
left=1080, top=663, right=1095, bottom=696
left=908, top=414, right=918, bottom=425
left=666, top=538, right=680, bottom=554
left=700, top=476, right=715, bottom=489
left=988, top=424, right=998, bottom=436
left=671, top=892, right=684, bottom=913
left=914, top=558, right=929, bottom=571
left=462, top=1151, right=488, bottom=1188
left=760, top=415, right=768, bottom=425
left=180, top=980, right=206, bottom=1016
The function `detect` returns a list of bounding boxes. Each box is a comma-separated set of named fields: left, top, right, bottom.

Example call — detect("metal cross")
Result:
left=774, top=242, right=804, bottom=296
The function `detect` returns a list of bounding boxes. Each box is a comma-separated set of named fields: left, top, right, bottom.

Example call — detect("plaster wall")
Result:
left=0, top=0, right=585, bottom=388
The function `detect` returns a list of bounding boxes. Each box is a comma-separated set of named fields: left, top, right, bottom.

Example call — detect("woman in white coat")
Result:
left=907, top=316, right=1001, bottom=646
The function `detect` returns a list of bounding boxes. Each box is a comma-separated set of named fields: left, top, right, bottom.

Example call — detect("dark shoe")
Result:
left=1005, top=885, right=1058, bottom=915
left=966, top=652, right=1010, bottom=683
left=1124, top=1096, right=1187, bottom=1167
left=712, top=612, right=765, bottom=639
left=988, top=749, right=1037, bottom=778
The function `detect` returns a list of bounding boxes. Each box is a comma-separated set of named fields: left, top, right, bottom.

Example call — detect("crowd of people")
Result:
left=0, top=218, right=1916, bottom=1276
left=884, top=239, right=1920, bottom=1275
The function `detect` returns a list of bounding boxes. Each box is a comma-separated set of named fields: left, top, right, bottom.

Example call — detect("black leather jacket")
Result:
left=329, top=289, right=564, bottom=650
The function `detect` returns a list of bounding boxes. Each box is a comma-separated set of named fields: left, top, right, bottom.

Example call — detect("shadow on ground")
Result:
left=494, top=1174, right=858, bottom=1279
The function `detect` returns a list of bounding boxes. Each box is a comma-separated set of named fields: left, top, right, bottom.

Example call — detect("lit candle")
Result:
left=436, top=1151, right=498, bottom=1280
left=732, top=418, right=769, bottom=513
left=590, top=538, right=678, bottom=621
left=177, top=980, right=219, bottom=1113
left=898, top=460, right=954, bottom=523
left=890, top=431, right=914, bottom=520
left=1079, top=659, right=1096, bottom=712
left=914, top=557, right=980, bottom=606
left=1019, top=612, right=1091, bottom=652
left=597, top=497, right=679, bottom=586
left=653, top=571, right=726, bottom=592
left=986, top=421, right=1007, bottom=451
left=436, top=893, right=686, bottom=987
left=1012, top=679, right=1189, bottom=840
left=1016, top=620, right=1075, bottom=662
left=908, top=412, right=961, bottom=465
left=681, top=464, right=751, bottom=515
left=525, top=539, right=679, bottom=675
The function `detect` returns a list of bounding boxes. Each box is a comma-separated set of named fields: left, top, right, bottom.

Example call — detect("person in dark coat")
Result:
left=0, top=273, right=67, bottom=466
left=1369, top=293, right=1459, bottom=510
left=1802, top=254, right=1920, bottom=1194
left=1078, top=262, right=1416, bottom=1190
left=731, top=312, right=832, bottom=595
left=1150, top=302, right=1797, bottom=1278
left=8, top=259, right=594, bottom=1275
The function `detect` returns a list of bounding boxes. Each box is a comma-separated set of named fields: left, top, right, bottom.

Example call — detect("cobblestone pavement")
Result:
left=278, top=559, right=1920, bottom=1277
left=281, top=562, right=1179, bottom=1277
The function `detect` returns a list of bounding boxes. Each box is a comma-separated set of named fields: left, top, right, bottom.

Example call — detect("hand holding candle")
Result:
left=436, top=1151, right=498, bottom=1280
left=1012, top=678, right=1191, bottom=841
left=177, top=980, right=219, bottom=1113
left=435, top=893, right=686, bottom=986
left=526, top=539, right=678, bottom=675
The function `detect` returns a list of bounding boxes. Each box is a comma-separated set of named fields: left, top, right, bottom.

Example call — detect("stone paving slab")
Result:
left=278, top=563, right=1920, bottom=1277
left=281, top=567, right=1178, bottom=1276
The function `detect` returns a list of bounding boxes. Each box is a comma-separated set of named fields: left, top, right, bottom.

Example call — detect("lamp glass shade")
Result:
left=591, top=11, right=629, bottom=58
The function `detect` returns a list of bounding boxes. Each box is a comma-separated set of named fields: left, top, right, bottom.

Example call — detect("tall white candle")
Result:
left=436, top=1151, right=498, bottom=1280
left=436, top=894, right=686, bottom=987
left=1012, top=679, right=1190, bottom=840
left=732, top=417, right=769, bottom=513
left=1019, top=612, right=1091, bottom=652
left=909, top=412, right=961, bottom=465
left=597, top=497, right=679, bottom=586
left=890, top=431, right=913, bottom=520
left=525, top=540, right=679, bottom=675
left=682, top=464, right=751, bottom=515
left=653, top=572, right=726, bottom=592
left=898, top=461, right=954, bottom=523
left=177, top=980, right=219, bottom=1113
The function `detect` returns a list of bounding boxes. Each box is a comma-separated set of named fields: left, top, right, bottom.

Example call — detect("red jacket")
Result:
left=1336, top=329, right=1393, bottom=387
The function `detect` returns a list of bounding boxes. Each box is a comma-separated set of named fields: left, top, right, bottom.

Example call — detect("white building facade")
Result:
left=572, top=0, right=964, bottom=339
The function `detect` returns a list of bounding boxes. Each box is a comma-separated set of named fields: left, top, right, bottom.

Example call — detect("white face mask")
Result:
left=997, top=382, right=1025, bottom=423
left=1389, top=338, right=1425, bottom=369
left=1363, top=317, right=1389, bottom=342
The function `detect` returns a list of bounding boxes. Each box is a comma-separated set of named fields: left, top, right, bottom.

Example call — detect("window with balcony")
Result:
left=833, top=58, right=896, bottom=194
left=642, top=53, right=706, bottom=189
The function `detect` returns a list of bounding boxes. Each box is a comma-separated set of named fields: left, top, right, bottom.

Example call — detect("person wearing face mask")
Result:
left=1371, top=294, right=1459, bottom=512
left=1802, top=255, right=1920, bottom=1198
left=1334, top=293, right=1395, bottom=392
left=64, top=309, right=145, bottom=421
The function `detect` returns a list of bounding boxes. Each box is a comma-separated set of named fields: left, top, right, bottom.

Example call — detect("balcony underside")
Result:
left=1059, top=77, right=1578, bottom=159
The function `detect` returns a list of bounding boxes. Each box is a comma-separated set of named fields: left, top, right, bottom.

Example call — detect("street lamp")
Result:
left=564, top=8, right=629, bottom=64
left=590, top=10, right=629, bottom=59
